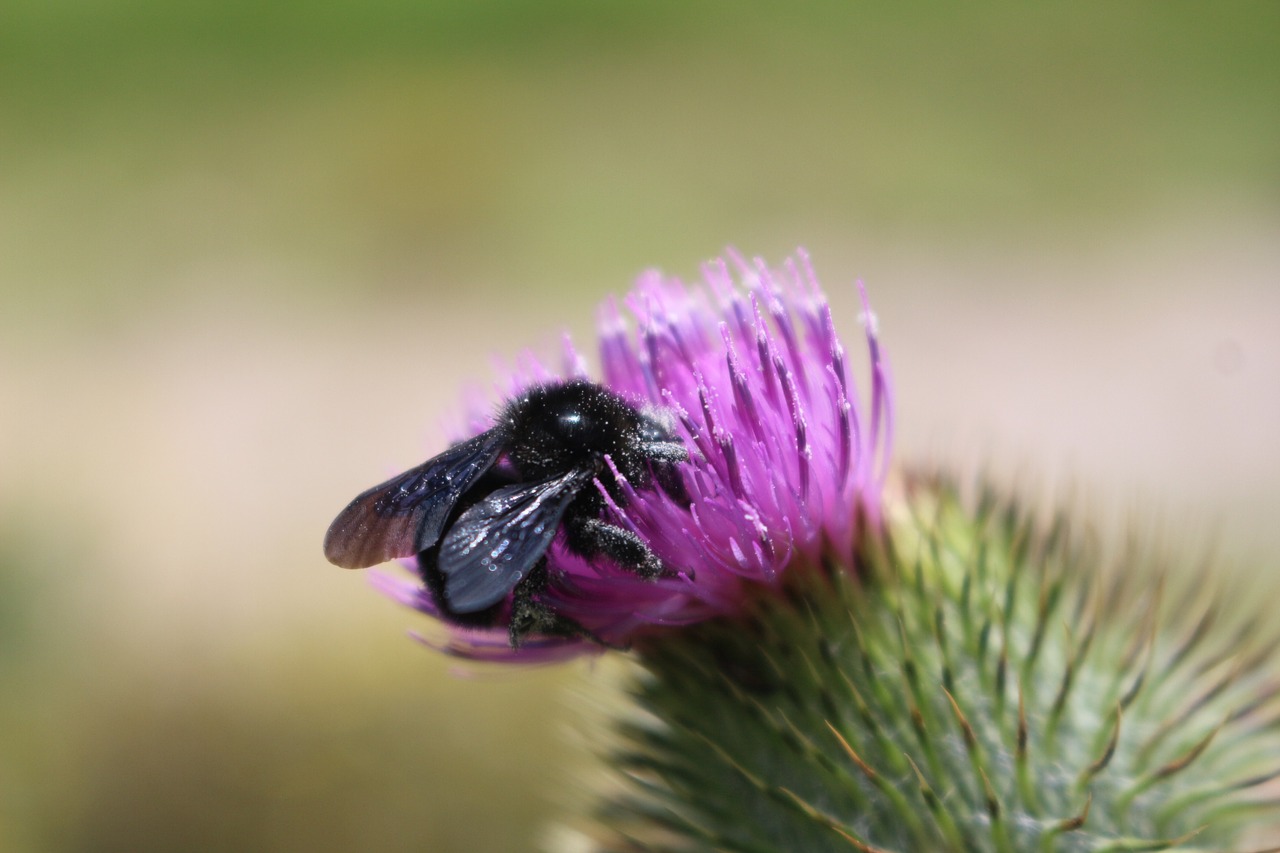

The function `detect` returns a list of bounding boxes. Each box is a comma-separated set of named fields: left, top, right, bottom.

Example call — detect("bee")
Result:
left=324, top=380, right=689, bottom=647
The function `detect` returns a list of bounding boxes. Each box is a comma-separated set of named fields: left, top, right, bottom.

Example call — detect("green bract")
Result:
left=591, top=478, right=1280, bottom=852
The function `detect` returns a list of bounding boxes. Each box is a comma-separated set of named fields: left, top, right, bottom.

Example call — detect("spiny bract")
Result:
left=592, top=477, right=1280, bottom=852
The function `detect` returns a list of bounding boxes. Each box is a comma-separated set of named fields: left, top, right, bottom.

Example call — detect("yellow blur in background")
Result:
left=1, top=3, right=1278, bottom=850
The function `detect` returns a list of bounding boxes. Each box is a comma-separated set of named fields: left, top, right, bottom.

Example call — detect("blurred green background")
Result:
left=2, top=2, right=1278, bottom=850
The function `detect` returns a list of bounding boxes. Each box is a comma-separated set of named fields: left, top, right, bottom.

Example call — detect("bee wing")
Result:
left=436, top=468, right=591, bottom=613
left=323, top=429, right=505, bottom=569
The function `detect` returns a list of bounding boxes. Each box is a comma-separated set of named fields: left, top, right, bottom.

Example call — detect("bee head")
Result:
left=504, top=381, right=687, bottom=489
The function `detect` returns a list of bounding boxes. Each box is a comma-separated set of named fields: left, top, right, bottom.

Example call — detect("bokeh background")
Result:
left=2, top=2, right=1278, bottom=850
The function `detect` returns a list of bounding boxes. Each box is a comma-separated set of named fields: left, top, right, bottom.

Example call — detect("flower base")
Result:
left=591, top=478, right=1280, bottom=852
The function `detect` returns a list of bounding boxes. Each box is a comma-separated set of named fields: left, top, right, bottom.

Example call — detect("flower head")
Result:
left=373, top=250, right=892, bottom=661
left=350, top=251, right=1280, bottom=850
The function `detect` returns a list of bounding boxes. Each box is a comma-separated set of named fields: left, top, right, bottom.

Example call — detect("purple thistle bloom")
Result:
left=372, top=250, right=893, bottom=662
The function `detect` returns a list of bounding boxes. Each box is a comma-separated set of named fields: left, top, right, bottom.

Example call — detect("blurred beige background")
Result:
left=1, top=3, right=1278, bottom=850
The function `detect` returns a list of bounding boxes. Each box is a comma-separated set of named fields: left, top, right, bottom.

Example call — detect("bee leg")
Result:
left=566, top=517, right=685, bottom=581
left=507, top=560, right=619, bottom=649
left=653, top=460, right=692, bottom=507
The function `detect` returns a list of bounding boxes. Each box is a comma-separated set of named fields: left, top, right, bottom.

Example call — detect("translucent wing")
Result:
left=436, top=468, right=590, bottom=613
left=323, top=429, right=504, bottom=569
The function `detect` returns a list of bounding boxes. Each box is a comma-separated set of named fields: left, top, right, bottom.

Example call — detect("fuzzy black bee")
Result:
left=324, top=380, right=688, bottom=646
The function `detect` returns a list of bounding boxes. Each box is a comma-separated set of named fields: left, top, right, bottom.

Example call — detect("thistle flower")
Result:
left=372, top=249, right=893, bottom=661
left=346, top=251, right=1280, bottom=851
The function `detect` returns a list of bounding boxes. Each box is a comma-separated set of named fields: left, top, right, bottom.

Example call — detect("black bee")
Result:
left=324, top=380, right=689, bottom=647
